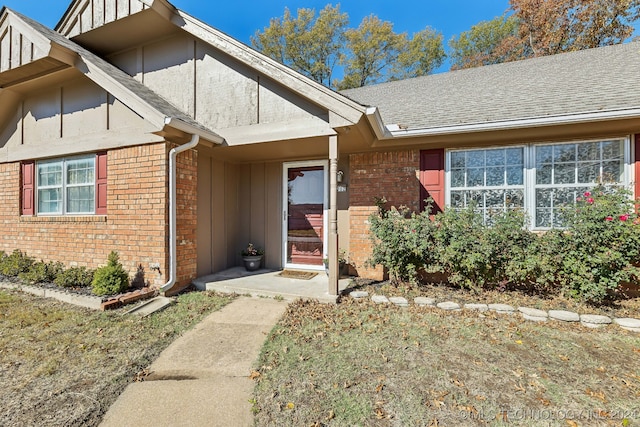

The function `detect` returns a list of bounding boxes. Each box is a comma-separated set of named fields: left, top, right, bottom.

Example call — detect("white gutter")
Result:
left=164, top=117, right=225, bottom=145
left=160, top=132, right=200, bottom=294
left=366, top=106, right=640, bottom=140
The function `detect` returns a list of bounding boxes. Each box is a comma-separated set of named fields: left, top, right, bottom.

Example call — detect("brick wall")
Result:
left=175, top=147, right=198, bottom=291
left=349, top=150, right=421, bottom=280
left=0, top=143, right=171, bottom=287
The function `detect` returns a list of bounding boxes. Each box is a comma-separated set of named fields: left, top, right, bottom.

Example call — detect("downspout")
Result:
left=160, top=133, right=200, bottom=294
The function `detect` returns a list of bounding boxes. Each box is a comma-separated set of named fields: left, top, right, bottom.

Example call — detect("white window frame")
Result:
left=446, top=136, right=632, bottom=230
left=446, top=145, right=527, bottom=223
left=36, top=155, right=96, bottom=216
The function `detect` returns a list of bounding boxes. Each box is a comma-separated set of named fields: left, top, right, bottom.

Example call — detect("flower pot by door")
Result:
left=243, top=256, right=263, bottom=271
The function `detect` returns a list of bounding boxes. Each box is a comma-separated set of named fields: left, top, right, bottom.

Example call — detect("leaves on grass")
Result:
left=585, top=387, right=607, bottom=402
left=249, top=370, right=261, bottom=381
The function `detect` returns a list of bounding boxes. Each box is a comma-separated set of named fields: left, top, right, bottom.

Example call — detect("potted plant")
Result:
left=241, top=243, right=264, bottom=271
left=323, top=250, right=348, bottom=276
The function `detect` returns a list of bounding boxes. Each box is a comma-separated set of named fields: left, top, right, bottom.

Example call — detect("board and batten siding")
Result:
left=196, top=155, right=284, bottom=276
left=108, top=33, right=328, bottom=133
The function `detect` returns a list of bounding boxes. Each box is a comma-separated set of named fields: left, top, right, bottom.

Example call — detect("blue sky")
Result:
left=1, top=1, right=513, bottom=49
left=2, top=0, right=638, bottom=73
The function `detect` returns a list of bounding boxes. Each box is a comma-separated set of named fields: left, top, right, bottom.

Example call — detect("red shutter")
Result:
left=21, top=161, right=35, bottom=216
left=95, top=152, right=107, bottom=215
left=635, top=134, right=640, bottom=200
left=420, top=149, right=445, bottom=214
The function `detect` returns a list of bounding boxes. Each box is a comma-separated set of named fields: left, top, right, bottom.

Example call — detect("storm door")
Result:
left=283, top=161, right=328, bottom=270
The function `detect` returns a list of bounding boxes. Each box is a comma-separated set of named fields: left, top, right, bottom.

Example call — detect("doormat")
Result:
left=277, top=270, right=318, bottom=280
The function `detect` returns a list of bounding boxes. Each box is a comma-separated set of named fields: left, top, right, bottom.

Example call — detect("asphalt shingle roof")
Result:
left=341, top=41, right=640, bottom=131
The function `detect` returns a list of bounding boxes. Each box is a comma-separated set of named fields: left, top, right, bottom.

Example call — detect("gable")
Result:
left=0, top=10, right=70, bottom=87
left=0, top=73, right=160, bottom=162
left=56, top=0, right=151, bottom=38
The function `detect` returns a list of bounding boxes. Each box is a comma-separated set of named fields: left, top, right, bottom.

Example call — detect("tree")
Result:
left=338, top=15, right=407, bottom=89
left=253, top=7, right=446, bottom=90
left=449, top=15, right=526, bottom=70
left=511, top=0, right=640, bottom=56
left=396, top=27, right=447, bottom=78
left=251, top=5, right=348, bottom=87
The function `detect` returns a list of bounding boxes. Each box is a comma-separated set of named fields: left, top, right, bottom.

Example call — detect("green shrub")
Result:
left=428, top=206, right=535, bottom=292
left=550, top=186, right=640, bottom=302
left=367, top=198, right=437, bottom=284
left=367, top=186, right=640, bottom=303
left=0, top=249, right=35, bottom=278
left=91, top=251, right=130, bottom=296
left=54, top=266, right=94, bottom=288
left=19, top=260, right=64, bottom=285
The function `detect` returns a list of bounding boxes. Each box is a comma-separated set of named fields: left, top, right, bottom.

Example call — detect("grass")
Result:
left=0, top=288, right=235, bottom=426
left=252, top=298, right=640, bottom=427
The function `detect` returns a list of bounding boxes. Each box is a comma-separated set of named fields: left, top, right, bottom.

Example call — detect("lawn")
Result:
left=0, top=289, right=234, bottom=426
left=253, top=297, right=640, bottom=427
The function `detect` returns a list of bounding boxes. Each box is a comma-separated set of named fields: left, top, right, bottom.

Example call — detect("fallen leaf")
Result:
left=558, top=354, right=570, bottom=361
left=428, top=418, right=439, bottom=427
left=452, top=377, right=465, bottom=387
left=249, top=370, right=261, bottom=380
left=565, top=420, right=578, bottom=427
left=326, top=410, right=335, bottom=420
left=515, top=340, right=523, bottom=345
left=374, top=407, right=386, bottom=419
left=432, top=399, right=446, bottom=409
left=514, top=382, right=526, bottom=393
left=375, top=383, right=385, bottom=393
left=585, top=388, right=607, bottom=402
left=286, top=402, right=295, bottom=410
left=474, top=395, right=487, bottom=401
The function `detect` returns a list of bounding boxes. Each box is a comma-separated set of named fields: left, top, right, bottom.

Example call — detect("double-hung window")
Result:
left=449, top=147, right=525, bottom=223
left=533, top=140, right=625, bottom=227
left=446, top=138, right=630, bottom=229
left=37, top=156, right=96, bottom=215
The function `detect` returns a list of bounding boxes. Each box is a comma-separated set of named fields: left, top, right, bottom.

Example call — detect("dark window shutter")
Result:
left=96, top=152, right=107, bottom=215
left=420, top=149, right=445, bottom=214
left=21, top=161, right=35, bottom=216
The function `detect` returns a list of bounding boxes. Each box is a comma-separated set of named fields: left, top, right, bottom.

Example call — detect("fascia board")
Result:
left=383, top=108, right=640, bottom=139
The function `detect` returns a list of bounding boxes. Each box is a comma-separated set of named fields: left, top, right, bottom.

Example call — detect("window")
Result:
left=37, top=156, right=95, bottom=215
left=446, top=138, right=630, bottom=228
left=21, top=153, right=107, bottom=216
left=534, top=140, right=625, bottom=227
left=449, top=147, right=525, bottom=223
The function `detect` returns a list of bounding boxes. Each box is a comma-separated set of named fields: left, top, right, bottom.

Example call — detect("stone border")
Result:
left=0, top=281, right=103, bottom=310
left=349, top=291, right=640, bottom=333
left=0, top=281, right=157, bottom=311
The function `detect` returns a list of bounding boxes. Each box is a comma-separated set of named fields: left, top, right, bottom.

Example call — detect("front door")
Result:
left=283, top=161, right=327, bottom=270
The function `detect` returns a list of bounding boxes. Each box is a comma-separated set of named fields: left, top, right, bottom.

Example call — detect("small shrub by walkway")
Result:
left=253, top=298, right=640, bottom=426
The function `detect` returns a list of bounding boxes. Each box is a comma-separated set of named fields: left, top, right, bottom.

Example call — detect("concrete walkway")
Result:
left=100, top=297, right=289, bottom=427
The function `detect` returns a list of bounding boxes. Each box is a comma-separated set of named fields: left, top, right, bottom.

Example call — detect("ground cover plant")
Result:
left=0, top=250, right=142, bottom=296
left=253, top=298, right=640, bottom=427
left=368, top=187, right=640, bottom=303
left=0, top=288, right=234, bottom=426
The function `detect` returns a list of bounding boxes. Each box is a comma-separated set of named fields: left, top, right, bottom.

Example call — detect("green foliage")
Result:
left=396, top=27, right=446, bottom=79
left=448, top=15, right=525, bottom=70
left=549, top=187, right=640, bottom=302
left=54, top=266, right=94, bottom=288
left=91, top=251, right=130, bottom=296
left=251, top=4, right=348, bottom=88
left=252, top=7, right=445, bottom=89
left=368, top=187, right=640, bottom=303
left=18, top=260, right=64, bottom=285
left=0, top=249, right=35, bottom=277
left=367, top=201, right=437, bottom=284
left=429, top=206, right=534, bottom=292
